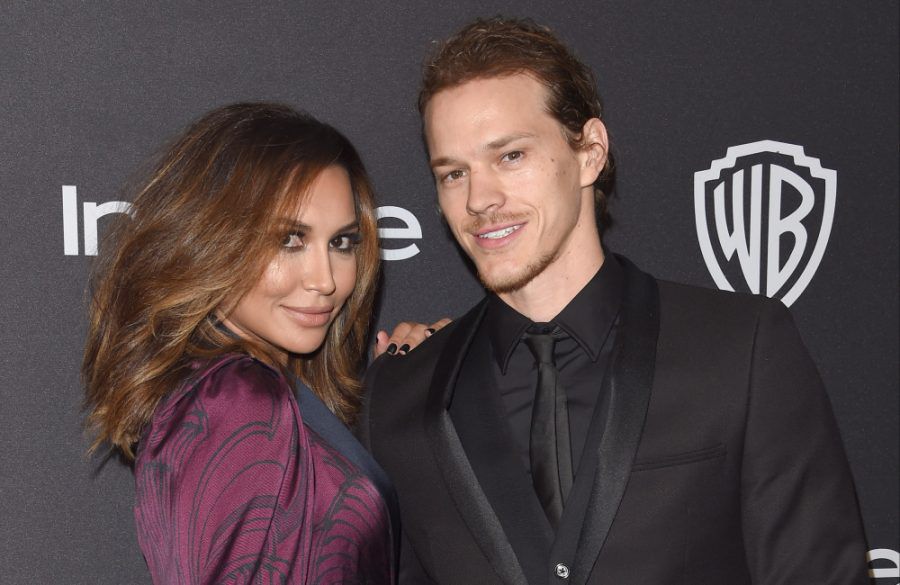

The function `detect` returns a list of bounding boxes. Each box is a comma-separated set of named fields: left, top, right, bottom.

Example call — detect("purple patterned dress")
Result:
left=133, top=354, right=397, bottom=584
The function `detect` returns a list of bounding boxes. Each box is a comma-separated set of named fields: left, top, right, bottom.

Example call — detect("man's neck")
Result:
left=498, top=233, right=605, bottom=323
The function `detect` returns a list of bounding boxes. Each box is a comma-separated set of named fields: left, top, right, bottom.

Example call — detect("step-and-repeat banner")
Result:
left=1, top=2, right=896, bottom=583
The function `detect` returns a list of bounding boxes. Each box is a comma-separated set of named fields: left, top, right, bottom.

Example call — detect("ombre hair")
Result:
left=83, top=103, right=380, bottom=458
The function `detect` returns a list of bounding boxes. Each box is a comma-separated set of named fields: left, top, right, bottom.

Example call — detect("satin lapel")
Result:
left=424, top=299, right=528, bottom=585
left=570, top=257, right=660, bottom=585
left=453, top=330, right=554, bottom=583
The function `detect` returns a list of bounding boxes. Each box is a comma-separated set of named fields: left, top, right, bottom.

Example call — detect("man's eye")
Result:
left=441, top=169, right=466, bottom=184
left=501, top=150, right=523, bottom=163
left=282, top=233, right=305, bottom=249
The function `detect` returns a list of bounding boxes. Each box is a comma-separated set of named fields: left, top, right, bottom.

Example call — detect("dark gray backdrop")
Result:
left=1, top=2, right=896, bottom=583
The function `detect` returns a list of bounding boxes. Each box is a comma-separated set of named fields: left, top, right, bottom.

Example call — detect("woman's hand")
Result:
left=373, top=318, right=452, bottom=358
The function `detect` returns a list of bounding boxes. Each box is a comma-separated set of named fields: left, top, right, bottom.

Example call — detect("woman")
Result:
left=83, top=103, right=425, bottom=583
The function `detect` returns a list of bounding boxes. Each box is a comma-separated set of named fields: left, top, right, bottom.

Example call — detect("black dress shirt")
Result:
left=484, top=254, right=624, bottom=475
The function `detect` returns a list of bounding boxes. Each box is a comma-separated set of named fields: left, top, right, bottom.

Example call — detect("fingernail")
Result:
left=425, top=328, right=436, bottom=336
left=386, top=343, right=397, bottom=355
left=398, top=344, right=411, bottom=355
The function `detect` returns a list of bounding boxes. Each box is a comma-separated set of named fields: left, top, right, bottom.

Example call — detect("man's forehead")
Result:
left=423, top=75, right=556, bottom=149
left=425, top=73, right=550, bottom=115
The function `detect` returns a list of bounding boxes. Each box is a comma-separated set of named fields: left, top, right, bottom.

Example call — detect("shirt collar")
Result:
left=486, top=253, right=624, bottom=373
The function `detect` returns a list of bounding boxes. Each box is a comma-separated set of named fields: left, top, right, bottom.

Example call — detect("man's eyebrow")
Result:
left=484, top=132, right=535, bottom=151
left=429, top=156, right=463, bottom=170
left=430, top=133, right=536, bottom=169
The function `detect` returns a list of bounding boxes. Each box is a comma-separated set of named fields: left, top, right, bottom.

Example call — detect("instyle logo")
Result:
left=693, top=141, right=836, bottom=306
left=62, top=186, right=423, bottom=261
left=376, top=205, right=422, bottom=261
left=62, top=185, right=132, bottom=256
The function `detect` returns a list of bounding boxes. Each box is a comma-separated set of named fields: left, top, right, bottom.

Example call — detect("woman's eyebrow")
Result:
left=279, top=220, right=359, bottom=232
left=278, top=219, right=310, bottom=230
left=333, top=221, right=360, bottom=233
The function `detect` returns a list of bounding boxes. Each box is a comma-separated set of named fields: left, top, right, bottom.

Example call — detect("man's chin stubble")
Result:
left=479, top=252, right=556, bottom=295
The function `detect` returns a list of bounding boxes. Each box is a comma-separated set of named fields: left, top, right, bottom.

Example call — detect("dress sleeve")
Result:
left=739, top=300, right=869, bottom=584
left=134, top=356, right=314, bottom=585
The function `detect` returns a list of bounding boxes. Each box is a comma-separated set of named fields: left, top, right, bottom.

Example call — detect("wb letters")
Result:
left=694, top=141, right=836, bottom=306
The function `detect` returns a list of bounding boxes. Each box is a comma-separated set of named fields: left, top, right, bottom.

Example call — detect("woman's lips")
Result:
left=282, top=306, right=334, bottom=327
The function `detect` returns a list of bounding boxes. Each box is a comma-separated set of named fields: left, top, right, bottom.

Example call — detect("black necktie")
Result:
left=523, top=324, right=573, bottom=528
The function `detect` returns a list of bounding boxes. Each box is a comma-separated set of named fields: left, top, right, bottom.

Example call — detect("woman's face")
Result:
left=221, top=165, right=359, bottom=361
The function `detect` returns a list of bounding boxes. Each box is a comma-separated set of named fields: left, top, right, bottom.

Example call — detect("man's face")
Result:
left=424, top=74, right=605, bottom=295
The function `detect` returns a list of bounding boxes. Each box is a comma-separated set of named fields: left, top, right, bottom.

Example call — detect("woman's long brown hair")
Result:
left=82, top=103, right=380, bottom=459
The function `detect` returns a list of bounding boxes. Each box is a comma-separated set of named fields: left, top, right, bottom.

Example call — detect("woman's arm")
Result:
left=134, top=356, right=313, bottom=585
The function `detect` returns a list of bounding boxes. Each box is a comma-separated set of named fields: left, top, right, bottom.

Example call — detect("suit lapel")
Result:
left=424, top=300, right=529, bottom=585
left=569, top=257, right=660, bottom=584
left=453, top=328, right=555, bottom=584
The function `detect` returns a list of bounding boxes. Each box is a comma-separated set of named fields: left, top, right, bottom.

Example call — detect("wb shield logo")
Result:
left=694, top=141, right=836, bottom=306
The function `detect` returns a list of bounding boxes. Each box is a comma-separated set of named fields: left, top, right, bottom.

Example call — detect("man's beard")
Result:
left=461, top=212, right=556, bottom=294
left=478, top=250, right=556, bottom=294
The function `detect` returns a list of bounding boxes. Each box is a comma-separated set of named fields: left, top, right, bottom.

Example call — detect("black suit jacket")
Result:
left=360, top=257, right=868, bottom=584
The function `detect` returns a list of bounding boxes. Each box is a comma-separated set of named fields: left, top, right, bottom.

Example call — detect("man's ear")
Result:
left=577, top=118, right=609, bottom=188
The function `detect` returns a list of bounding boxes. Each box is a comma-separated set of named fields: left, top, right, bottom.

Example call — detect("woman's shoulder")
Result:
left=153, top=354, right=296, bottom=433
left=191, top=353, right=287, bottom=396
left=138, top=353, right=299, bottom=465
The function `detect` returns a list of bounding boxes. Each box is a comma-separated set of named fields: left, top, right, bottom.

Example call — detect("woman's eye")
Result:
left=282, top=233, right=305, bottom=249
left=330, top=233, right=360, bottom=252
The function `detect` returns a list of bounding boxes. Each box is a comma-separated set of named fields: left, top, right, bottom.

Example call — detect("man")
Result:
left=360, top=17, right=868, bottom=585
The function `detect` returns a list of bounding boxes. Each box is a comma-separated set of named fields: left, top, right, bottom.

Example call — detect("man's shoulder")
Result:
left=617, top=253, right=773, bottom=314
left=654, top=277, right=791, bottom=340
left=657, top=278, right=770, bottom=310
left=364, top=300, right=487, bottom=396
left=617, top=254, right=780, bottom=327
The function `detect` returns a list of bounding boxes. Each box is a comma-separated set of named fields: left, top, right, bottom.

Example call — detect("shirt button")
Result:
left=555, top=563, right=570, bottom=579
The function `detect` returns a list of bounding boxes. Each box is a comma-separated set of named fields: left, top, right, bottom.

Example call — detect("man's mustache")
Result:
left=463, top=213, right=529, bottom=234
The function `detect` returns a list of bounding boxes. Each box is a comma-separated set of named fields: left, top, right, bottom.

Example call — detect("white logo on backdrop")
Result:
left=693, top=141, right=836, bottom=306
left=868, top=548, right=900, bottom=584
left=376, top=205, right=422, bottom=261
left=62, top=185, right=133, bottom=256
left=62, top=186, right=422, bottom=261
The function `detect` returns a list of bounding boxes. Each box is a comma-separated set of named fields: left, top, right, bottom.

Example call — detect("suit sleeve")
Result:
left=739, top=300, right=869, bottom=584
left=134, top=358, right=311, bottom=585
left=357, top=353, right=386, bottom=450
left=360, top=356, right=440, bottom=585
left=398, top=530, right=439, bottom=585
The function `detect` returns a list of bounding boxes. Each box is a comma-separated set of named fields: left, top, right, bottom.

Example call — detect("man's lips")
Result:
left=282, top=306, right=334, bottom=327
left=471, top=222, right=525, bottom=248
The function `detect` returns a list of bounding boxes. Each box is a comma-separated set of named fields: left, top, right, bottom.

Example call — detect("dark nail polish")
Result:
left=398, top=344, right=411, bottom=354
left=386, top=343, right=397, bottom=355
left=425, top=328, right=436, bottom=336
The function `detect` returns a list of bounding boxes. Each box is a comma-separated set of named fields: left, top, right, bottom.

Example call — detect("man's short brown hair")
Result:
left=419, top=16, right=615, bottom=230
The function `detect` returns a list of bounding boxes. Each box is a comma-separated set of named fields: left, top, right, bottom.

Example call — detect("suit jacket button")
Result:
left=555, top=563, right=570, bottom=579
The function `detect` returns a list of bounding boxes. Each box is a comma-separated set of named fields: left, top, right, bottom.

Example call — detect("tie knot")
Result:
left=523, top=323, right=559, bottom=365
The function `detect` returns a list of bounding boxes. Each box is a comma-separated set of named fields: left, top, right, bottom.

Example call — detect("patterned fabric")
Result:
left=134, top=355, right=394, bottom=584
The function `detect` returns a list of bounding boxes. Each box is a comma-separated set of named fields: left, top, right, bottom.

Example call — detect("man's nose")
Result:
left=465, top=169, right=505, bottom=215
